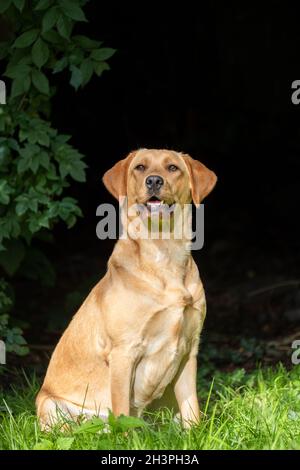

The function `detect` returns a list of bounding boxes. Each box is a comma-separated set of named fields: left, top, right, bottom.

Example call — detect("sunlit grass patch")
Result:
left=0, top=365, right=300, bottom=450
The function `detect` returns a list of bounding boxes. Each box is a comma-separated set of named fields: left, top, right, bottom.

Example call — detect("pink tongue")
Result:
left=148, top=199, right=161, bottom=204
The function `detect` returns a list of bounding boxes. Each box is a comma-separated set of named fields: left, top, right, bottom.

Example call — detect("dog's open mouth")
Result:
left=145, top=196, right=175, bottom=213
left=146, top=196, right=164, bottom=210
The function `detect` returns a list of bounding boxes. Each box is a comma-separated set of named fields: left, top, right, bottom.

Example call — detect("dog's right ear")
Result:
left=102, top=151, right=137, bottom=200
left=182, top=154, right=217, bottom=207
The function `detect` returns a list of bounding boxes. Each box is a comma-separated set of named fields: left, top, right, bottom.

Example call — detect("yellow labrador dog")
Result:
left=36, top=149, right=217, bottom=429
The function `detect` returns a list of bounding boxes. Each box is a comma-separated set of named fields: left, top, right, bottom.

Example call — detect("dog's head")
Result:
left=103, top=149, right=217, bottom=210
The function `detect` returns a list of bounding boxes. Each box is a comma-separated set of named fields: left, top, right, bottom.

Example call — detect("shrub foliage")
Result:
left=0, top=0, right=115, bottom=356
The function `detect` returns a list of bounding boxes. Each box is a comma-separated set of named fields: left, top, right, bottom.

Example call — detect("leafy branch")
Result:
left=0, top=0, right=115, bottom=355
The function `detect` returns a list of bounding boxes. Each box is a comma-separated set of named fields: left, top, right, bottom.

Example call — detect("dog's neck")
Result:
left=138, top=237, right=190, bottom=268
left=113, top=236, right=191, bottom=279
left=111, top=202, right=194, bottom=278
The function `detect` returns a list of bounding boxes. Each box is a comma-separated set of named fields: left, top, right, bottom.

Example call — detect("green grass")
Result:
left=0, top=365, right=300, bottom=450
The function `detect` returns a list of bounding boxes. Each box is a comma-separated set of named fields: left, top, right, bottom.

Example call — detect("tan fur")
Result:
left=36, top=149, right=217, bottom=429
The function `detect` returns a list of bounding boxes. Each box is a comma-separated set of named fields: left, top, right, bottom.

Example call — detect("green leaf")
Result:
left=32, top=69, right=49, bottom=94
left=52, top=133, right=71, bottom=146
left=18, top=116, right=56, bottom=147
left=16, top=201, right=30, bottom=216
left=59, top=0, right=87, bottom=22
left=35, top=0, right=51, bottom=10
left=0, top=212, right=20, bottom=239
left=12, top=0, right=25, bottom=11
left=6, top=326, right=28, bottom=352
left=13, top=29, right=39, bottom=48
left=56, top=437, right=74, bottom=450
left=69, top=64, right=82, bottom=90
left=42, top=30, right=62, bottom=44
left=40, top=150, right=50, bottom=169
left=52, top=56, right=68, bottom=73
left=11, top=343, right=29, bottom=356
left=32, top=38, right=49, bottom=68
left=0, top=181, right=13, bottom=205
left=8, top=138, right=20, bottom=151
left=42, top=6, right=60, bottom=33
left=68, top=48, right=84, bottom=65
left=11, top=78, right=25, bottom=99
left=56, top=15, right=72, bottom=40
left=18, top=54, right=33, bottom=65
left=94, top=61, right=110, bottom=77
left=33, top=439, right=54, bottom=450
left=73, top=417, right=105, bottom=435
left=38, top=214, right=50, bottom=228
left=108, top=412, right=146, bottom=432
left=91, top=48, right=116, bottom=61
left=116, top=415, right=146, bottom=430
left=73, top=35, right=102, bottom=49
left=17, top=143, right=42, bottom=173
left=5, top=64, right=31, bottom=79
left=0, top=240, right=25, bottom=277
left=59, top=196, right=81, bottom=214
left=5, top=325, right=29, bottom=355
left=56, top=197, right=82, bottom=227
left=16, top=190, right=39, bottom=215
left=9, top=329, right=27, bottom=345
left=37, top=132, right=49, bottom=146
left=80, top=59, right=93, bottom=86
left=28, top=211, right=51, bottom=232
left=59, top=152, right=86, bottom=181
left=0, top=0, right=11, bottom=14
left=24, top=75, right=31, bottom=92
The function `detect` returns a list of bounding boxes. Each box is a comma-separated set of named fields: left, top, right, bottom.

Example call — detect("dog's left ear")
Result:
left=182, top=154, right=217, bottom=206
left=102, top=151, right=137, bottom=200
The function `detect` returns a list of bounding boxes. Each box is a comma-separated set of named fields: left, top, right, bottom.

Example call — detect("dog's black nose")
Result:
left=145, top=175, right=164, bottom=191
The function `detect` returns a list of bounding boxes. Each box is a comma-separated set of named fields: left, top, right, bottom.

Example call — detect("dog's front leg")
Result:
left=174, top=354, right=200, bottom=428
left=109, top=347, right=135, bottom=416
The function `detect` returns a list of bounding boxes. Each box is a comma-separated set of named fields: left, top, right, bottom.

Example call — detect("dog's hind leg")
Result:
left=36, top=392, right=108, bottom=431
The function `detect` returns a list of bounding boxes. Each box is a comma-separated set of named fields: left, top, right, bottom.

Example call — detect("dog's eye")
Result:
left=135, top=164, right=146, bottom=172
left=168, top=164, right=178, bottom=172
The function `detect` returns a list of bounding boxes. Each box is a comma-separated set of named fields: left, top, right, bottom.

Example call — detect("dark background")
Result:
left=18, top=2, right=300, bottom=371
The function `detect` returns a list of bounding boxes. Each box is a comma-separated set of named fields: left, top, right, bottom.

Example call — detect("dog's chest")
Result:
left=132, top=301, right=200, bottom=410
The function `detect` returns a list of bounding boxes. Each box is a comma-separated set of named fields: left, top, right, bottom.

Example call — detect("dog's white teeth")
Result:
left=147, top=201, right=163, bottom=207
left=146, top=201, right=164, bottom=212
